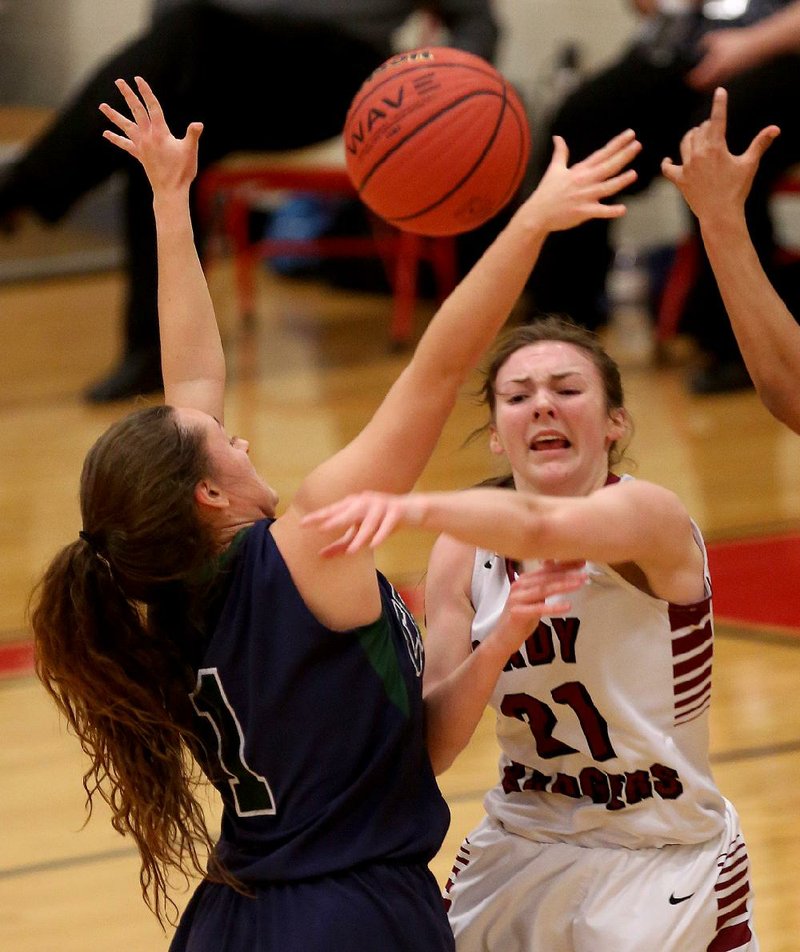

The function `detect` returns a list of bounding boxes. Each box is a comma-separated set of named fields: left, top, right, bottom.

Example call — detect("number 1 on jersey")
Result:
left=191, top=668, right=277, bottom=816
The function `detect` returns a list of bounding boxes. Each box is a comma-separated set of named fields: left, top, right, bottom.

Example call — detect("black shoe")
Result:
left=689, top=359, right=753, bottom=395
left=84, top=351, right=163, bottom=403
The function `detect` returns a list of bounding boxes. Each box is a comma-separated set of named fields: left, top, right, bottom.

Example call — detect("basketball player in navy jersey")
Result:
left=305, top=317, right=759, bottom=951
left=29, top=78, right=641, bottom=949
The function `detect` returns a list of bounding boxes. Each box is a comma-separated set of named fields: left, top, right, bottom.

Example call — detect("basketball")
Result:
left=343, top=47, right=531, bottom=236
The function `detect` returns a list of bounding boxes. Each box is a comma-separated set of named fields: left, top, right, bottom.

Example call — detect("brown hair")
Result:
left=474, top=315, right=632, bottom=483
left=30, top=405, right=236, bottom=924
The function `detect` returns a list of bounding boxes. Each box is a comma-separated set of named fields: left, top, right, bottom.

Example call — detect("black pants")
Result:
left=10, top=2, right=387, bottom=356
left=526, top=44, right=800, bottom=362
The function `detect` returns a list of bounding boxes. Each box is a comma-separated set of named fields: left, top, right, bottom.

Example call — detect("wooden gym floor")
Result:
left=1, top=243, right=800, bottom=950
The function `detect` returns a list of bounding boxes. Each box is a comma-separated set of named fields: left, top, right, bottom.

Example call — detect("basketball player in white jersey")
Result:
left=304, top=317, right=758, bottom=951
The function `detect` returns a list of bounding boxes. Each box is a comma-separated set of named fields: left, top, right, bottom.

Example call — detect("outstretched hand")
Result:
left=484, top=561, right=586, bottom=660
left=501, top=562, right=587, bottom=624
left=661, top=87, right=779, bottom=221
left=302, top=491, right=424, bottom=557
left=520, top=127, right=642, bottom=233
left=99, top=76, right=203, bottom=194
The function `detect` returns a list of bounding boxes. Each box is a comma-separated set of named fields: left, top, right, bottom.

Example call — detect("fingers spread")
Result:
left=134, top=76, right=163, bottom=119
left=101, top=129, right=136, bottom=155
left=99, top=102, right=136, bottom=136
left=115, top=78, right=149, bottom=126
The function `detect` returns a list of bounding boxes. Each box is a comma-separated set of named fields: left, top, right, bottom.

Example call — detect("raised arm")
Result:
left=100, top=77, right=225, bottom=419
left=291, top=129, right=642, bottom=517
left=661, top=87, right=800, bottom=432
left=285, top=128, right=638, bottom=631
left=303, top=478, right=705, bottom=605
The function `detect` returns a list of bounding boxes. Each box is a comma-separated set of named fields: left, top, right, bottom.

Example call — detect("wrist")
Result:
left=699, top=208, right=748, bottom=242
left=405, top=494, right=432, bottom=528
left=152, top=187, right=191, bottom=213
left=506, top=204, right=550, bottom=246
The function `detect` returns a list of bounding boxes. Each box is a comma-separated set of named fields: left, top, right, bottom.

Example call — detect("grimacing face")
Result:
left=488, top=341, right=626, bottom=497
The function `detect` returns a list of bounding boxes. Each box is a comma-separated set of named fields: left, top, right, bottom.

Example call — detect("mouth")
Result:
left=530, top=432, right=571, bottom=452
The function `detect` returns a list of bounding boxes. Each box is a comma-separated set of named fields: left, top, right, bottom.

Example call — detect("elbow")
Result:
left=423, top=695, right=466, bottom=776
left=754, top=375, right=800, bottom=433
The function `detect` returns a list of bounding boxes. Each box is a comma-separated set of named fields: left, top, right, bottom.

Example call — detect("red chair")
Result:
left=196, top=138, right=458, bottom=348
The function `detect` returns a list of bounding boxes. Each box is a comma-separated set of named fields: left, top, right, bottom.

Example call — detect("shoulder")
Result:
left=428, top=533, right=477, bottom=588
left=601, top=475, right=690, bottom=517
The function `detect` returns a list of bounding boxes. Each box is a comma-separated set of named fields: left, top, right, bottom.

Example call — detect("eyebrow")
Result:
left=502, top=370, right=587, bottom=386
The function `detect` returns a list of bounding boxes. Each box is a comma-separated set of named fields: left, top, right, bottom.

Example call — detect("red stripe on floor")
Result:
left=0, top=536, right=795, bottom=681
left=707, top=534, right=800, bottom=633
left=0, top=640, right=34, bottom=678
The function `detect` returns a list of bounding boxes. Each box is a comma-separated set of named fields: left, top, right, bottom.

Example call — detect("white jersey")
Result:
left=471, top=480, right=726, bottom=849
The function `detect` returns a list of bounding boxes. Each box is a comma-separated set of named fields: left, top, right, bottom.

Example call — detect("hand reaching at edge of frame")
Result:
left=661, top=86, right=779, bottom=224
left=99, top=76, right=203, bottom=196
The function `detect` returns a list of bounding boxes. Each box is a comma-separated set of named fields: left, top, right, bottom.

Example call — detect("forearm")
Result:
left=410, top=212, right=548, bottom=388
left=700, top=212, right=800, bottom=431
left=425, top=634, right=512, bottom=774
left=153, top=190, right=225, bottom=404
left=409, top=489, right=547, bottom=558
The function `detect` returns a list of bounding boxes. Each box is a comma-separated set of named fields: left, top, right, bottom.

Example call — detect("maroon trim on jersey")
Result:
left=707, top=836, right=754, bottom=950
left=505, top=558, right=518, bottom=584
left=442, top=837, right=471, bottom=913
left=668, top=596, right=711, bottom=630
left=670, top=600, right=713, bottom=726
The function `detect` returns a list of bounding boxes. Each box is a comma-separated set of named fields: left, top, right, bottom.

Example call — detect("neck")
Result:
left=215, top=518, right=258, bottom=551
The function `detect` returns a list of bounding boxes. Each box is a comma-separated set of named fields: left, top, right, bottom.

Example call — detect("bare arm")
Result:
left=662, top=87, right=800, bottom=432
left=274, top=129, right=640, bottom=628
left=422, top=535, right=585, bottom=774
left=291, top=129, right=642, bottom=518
left=100, top=77, right=225, bottom=419
left=304, top=478, right=705, bottom=604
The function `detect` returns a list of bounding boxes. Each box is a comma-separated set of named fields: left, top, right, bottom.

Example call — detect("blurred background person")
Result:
left=525, top=0, right=800, bottom=394
left=0, top=0, right=499, bottom=402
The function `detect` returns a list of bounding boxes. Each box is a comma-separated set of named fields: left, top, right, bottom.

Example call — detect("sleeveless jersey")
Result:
left=470, top=477, right=726, bottom=850
left=190, top=519, right=449, bottom=882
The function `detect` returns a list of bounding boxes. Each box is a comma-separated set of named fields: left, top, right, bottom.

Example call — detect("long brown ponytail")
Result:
left=30, top=405, right=235, bottom=924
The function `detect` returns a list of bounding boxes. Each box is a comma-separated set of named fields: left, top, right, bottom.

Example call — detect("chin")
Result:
left=523, top=461, right=577, bottom=495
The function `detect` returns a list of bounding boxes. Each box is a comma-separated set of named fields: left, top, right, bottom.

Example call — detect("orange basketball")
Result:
left=343, top=47, right=530, bottom=236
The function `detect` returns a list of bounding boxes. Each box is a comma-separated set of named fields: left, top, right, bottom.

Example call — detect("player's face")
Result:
left=176, top=408, right=278, bottom=522
left=489, top=341, right=625, bottom=497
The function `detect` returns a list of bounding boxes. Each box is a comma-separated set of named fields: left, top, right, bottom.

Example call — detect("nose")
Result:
left=532, top=393, right=556, bottom=419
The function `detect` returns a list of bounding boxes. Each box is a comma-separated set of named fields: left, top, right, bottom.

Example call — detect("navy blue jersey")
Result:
left=189, top=519, right=449, bottom=882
